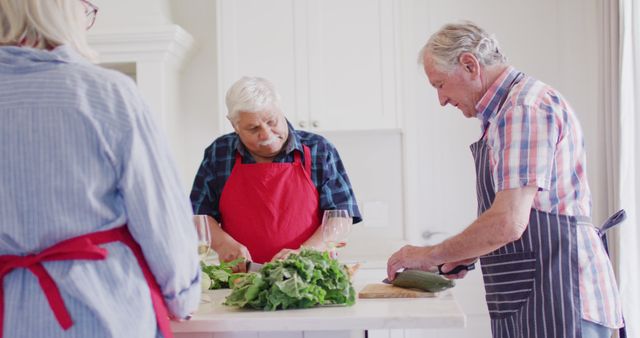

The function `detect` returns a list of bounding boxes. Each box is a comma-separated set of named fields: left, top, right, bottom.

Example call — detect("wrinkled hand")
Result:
left=212, top=234, right=252, bottom=272
left=439, top=257, right=477, bottom=280
left=386, top=245, right=437, bottom=281
left=270, top=248, right=299, bottom=261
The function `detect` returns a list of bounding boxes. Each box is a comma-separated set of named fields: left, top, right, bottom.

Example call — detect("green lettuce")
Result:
left=201, top=258, right=244, bottom=289
left=223, top=249, right=355, bottom=310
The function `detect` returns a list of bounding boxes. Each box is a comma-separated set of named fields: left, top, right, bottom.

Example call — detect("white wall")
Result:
left=169, top=0, right=220, bottom=190
left=91, top=0, right=174, bottom=32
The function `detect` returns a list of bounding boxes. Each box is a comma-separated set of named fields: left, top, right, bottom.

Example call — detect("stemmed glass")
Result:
left=194, top=215, right=212, bottom=262
left=194, top=215, right=213, bottom=303
left=321, top=209, right=351, bottom=259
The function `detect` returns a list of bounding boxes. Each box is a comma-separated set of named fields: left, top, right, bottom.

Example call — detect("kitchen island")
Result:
left=171, top=278, right=466, bottom=338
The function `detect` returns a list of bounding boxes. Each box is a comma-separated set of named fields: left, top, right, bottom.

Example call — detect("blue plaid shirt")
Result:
left=190, top=121, right=362, bottom=224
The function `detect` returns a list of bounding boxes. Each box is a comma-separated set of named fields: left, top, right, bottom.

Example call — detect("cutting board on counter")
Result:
left=358, top=283, right=437, bottom=298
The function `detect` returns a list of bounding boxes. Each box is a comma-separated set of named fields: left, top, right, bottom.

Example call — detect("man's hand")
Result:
left=270, top=248, right=299, bottom=261
left=386, top=245, right=438, bottom=281
left=212, top=232, right=252, bottom=272
left=439, top=257, right=478, bottom=279
left=203, top=216, right=253, bottom=272
left=389, top=187, right=538, bottom=280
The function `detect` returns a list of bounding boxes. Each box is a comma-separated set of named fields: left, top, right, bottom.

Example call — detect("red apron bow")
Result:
left=0, top=237, right=108, bottom=334
left=0, top=226, right=173, bottom=338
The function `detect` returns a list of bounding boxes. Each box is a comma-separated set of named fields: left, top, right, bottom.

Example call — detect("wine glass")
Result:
left=194, top=215, right=212, bottom=262
left=321, top=209, right=351, bottom=259
left=194, top=215, right=213, bottom=303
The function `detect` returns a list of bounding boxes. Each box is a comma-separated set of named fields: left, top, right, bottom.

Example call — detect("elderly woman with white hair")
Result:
left=190, top=76, right=362, bottom=270
left=0, top=1, right=200, bottom=337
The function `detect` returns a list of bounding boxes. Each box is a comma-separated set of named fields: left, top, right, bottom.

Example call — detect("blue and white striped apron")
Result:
left=471, top=138, right=626, bottom=338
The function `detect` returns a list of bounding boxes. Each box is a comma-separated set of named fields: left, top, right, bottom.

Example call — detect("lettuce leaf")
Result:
left=201, top=258, right=244, bottom=289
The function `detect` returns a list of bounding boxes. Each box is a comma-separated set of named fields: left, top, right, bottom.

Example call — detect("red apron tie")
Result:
left=0, top=226, right=173, bottom=338
left=0, top=237, right=107, bottom=335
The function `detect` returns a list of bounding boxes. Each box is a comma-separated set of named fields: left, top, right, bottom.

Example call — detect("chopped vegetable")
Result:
left=200, top=258, right=244, bottom=289
left=224, top=249, right=355, bottom=310
left=200, top=270, right=212, bottom=292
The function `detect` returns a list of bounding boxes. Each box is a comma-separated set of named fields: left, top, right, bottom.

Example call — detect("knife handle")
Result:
left=437, top=262, right=476, bottom=275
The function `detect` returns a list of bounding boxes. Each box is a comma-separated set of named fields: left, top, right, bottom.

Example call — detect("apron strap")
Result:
left=106, top=227, right=174, bottom=338
left=597, top=209, right=626, bottom=236
left=293, top=148, right=302, bottom=164
left=595, top=209, right=628, bottom=338
left=302, top=145, right=312, bottom=178
left=596, top=209, right=626, bottom=257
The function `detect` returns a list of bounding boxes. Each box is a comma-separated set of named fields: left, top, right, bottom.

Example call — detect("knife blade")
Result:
left=246, top=261, right=264, bottom=272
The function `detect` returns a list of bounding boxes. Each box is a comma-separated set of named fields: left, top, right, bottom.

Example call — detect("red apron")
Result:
left=219, top=145, right=321, bottom=263
left=0, top=226, right=173, bottom=338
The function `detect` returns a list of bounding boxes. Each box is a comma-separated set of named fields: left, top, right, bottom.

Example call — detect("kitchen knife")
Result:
left=382, top=263, right=476, bottom=284
left=246, top=261, right=264, bottom=272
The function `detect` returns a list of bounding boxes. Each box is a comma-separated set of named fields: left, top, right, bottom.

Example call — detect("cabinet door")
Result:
left=217, top=0, right=400, bottom=133
left=306, top=0, right=399, bottom=131
left=217, top=0, right=303, bottom=133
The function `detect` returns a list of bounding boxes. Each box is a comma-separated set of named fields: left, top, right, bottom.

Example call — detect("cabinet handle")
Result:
left=312, top=120, right=320, bottom=128
left=298, top=121, right=307, bottom=128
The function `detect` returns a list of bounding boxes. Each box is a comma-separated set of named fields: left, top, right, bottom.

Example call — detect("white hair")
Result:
left=225, top=76, right=283, bottom=123
left=418, top=21, right=506, bottom=73
left=0, top=0, right=97, bottom=62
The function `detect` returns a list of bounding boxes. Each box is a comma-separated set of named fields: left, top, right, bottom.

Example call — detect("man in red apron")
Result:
left=190, top=77, right=362, bottom=268
left=386, top=22, right=625, bottom=338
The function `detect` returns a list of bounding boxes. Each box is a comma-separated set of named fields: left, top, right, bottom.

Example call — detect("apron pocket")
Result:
left=480, top=251, right=537, bottom=319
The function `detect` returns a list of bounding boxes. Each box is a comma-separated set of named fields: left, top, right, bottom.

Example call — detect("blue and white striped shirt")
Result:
left=0, top=45, right=200, bottom=337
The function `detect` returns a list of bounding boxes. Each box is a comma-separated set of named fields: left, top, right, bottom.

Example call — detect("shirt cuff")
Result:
left=163, top=272, right=201, bottom=319
left=494, top=175, right=550, bottom=192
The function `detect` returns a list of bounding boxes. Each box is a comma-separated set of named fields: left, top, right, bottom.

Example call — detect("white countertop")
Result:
left=171, top=282, right=466, bottom=333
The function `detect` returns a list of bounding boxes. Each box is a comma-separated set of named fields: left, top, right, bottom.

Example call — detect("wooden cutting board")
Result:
left=358, top=283, right=437, bottom=298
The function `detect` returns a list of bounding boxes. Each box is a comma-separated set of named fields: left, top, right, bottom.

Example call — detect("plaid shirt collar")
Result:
left=234, top=119, right=303, bottom=162
left=475, top=66, right=521, bottom=132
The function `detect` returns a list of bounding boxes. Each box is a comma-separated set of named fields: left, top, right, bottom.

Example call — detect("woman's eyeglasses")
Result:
left=80, top=0, right=99, bottom=30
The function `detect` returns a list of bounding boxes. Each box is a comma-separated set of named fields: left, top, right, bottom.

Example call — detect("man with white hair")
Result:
left=386, top=22, right=625, bottom=338
left=191, top=76, right=361, bottom=269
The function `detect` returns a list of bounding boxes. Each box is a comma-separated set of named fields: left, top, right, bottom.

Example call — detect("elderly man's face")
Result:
left=233, top=109, right=289, bottom=162
left=423, top=54, right=482, bottom=118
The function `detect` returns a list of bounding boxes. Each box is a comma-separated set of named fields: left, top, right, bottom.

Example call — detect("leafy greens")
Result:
left=201, top=258, right=244, bottom=289
left=223, top=249, right=355, bottom=310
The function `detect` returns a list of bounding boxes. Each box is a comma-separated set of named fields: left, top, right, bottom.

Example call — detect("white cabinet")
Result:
left=216, top=0, right=401, bottom=133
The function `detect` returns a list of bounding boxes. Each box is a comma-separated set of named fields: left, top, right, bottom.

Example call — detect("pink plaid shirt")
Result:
left=476, top=67, right=623, bottom=328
